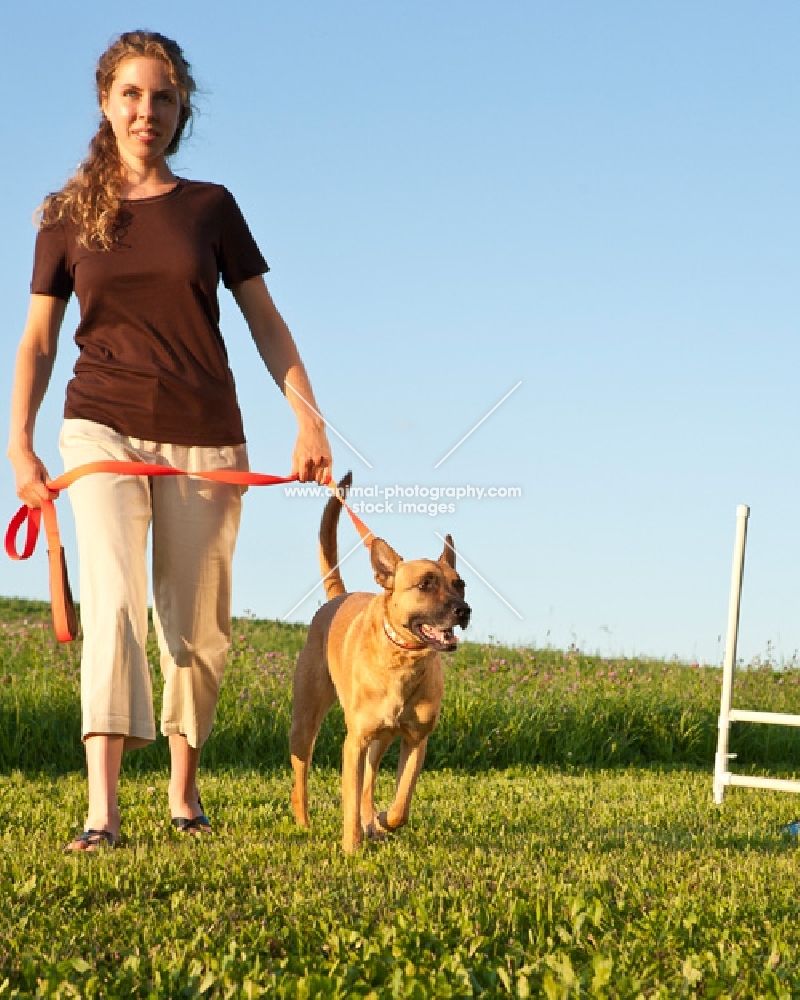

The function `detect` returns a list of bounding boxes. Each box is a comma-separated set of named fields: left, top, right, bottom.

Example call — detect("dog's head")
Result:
left=371, top=534, right=471, bottom=652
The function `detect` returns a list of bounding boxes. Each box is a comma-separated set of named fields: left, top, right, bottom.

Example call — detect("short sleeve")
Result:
left=30, top=222, right=73, bottom=301
left=217, top=189, right=269, bottom=289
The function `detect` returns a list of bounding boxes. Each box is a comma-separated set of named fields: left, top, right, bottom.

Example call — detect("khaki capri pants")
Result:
left=59, top=419, right=248, bottom=750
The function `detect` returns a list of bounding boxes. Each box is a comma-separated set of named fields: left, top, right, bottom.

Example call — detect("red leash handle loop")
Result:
left=4, top=501, right=77, bottom=641
left=5, top=504, right=42, bottom=561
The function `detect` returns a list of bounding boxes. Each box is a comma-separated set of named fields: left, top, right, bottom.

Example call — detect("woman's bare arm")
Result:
left=231, top=275, right=332, bottom=484
left=8, top=294, right=67, bottom=506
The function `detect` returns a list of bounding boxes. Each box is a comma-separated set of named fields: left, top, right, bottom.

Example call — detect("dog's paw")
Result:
left=364, top=821, right=388, bottom=842
left=377, top=809, right=407, bottom=834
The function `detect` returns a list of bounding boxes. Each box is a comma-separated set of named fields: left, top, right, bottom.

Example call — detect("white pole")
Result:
left=713, top=504, right=749, bottom=805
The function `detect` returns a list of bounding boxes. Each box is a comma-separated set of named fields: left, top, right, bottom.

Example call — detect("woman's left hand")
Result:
left=292, top=421, right=332, bottom=484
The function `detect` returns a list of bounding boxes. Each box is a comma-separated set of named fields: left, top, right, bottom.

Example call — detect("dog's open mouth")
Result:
left=412, top=623, right=458, bottom=651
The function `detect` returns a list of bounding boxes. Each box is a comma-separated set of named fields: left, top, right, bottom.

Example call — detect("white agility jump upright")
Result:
left=713, top=504, right=800, bottom=804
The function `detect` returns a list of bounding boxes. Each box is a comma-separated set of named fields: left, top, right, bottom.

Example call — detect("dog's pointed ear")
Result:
left=371, top=538, right=402, bottom=590
left=438, top=534, right=456, bottom=569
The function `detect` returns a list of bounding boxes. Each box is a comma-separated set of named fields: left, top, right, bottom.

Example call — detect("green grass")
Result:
left=2, top=598, right=800, bottom=997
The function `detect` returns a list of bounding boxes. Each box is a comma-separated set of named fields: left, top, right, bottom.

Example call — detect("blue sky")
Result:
left=1, top=2, right=798, bottom=662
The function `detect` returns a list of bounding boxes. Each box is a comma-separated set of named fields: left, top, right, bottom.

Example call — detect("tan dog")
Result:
left=290, top=472, right=471, bottom=853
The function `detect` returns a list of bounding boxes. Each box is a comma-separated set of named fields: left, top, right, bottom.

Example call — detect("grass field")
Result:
left=3, top=598, right=800, bottom=997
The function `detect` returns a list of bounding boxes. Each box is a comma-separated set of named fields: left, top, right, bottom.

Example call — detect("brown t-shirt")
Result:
left=30, top=179, right=268, bottom=446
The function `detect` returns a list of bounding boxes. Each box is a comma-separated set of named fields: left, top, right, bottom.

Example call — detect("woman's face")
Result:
left=101, top=56, right=182, bottom=169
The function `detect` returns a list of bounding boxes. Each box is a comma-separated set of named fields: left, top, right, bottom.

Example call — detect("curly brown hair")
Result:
left=38, top=31, right=196, bottom=250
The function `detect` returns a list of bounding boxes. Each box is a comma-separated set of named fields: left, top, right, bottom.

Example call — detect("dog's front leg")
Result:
left=378, top=734, right=429, bottom=834
left=341, top=731, right=368, bottom=853
left=362, top=732, right=394, bottom=840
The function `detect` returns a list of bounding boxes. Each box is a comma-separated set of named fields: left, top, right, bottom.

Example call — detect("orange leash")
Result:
left=6, top=462, right=373, bottom=642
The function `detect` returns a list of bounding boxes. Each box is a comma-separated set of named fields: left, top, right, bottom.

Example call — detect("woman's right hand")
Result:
left=9, top=448, right=56, bottom=509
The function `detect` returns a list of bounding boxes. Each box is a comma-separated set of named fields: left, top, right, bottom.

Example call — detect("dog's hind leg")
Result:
left=290, top=649, right=337, bottom=828
left=361, top=732, right=395, bottom=840
left=378, top=734, right=429, bottom=834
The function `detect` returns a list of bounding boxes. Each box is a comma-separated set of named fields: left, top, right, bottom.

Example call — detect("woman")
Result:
left=7, top=31, right=332, bottom=851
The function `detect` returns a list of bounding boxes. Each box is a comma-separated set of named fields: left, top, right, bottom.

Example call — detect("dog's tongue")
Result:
left=420, top=624, right=456, bottom=645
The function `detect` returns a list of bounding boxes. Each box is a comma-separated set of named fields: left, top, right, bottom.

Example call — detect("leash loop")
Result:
left=5, top=504, right=41, bottom=561
left=4, top=499, right=77, bottom=641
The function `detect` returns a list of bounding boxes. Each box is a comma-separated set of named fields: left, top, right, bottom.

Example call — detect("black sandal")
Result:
left=64, top=829, right=118, bottom=853
left=172, top=795, right=212, bottom=835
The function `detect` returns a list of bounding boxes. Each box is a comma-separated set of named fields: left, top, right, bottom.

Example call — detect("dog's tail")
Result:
left=319, top=471, right=352, bottom=600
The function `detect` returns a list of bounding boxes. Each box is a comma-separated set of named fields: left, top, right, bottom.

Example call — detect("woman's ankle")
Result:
left=84, top=807, right=120, bottom=837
